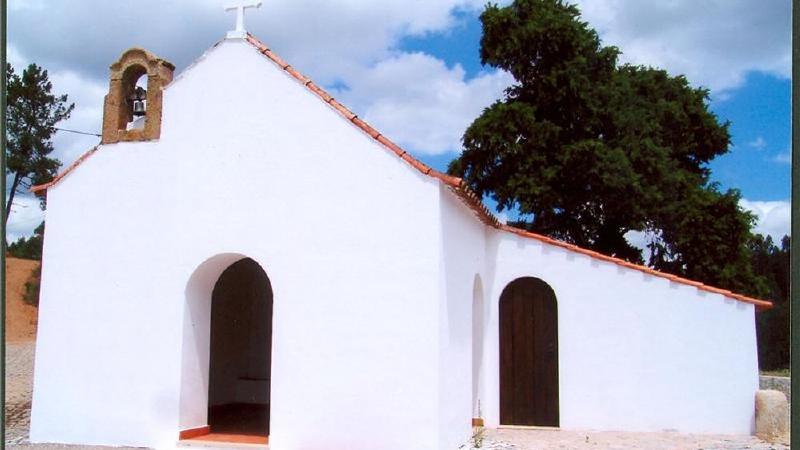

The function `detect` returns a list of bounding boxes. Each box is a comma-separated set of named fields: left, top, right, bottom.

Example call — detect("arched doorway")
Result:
left=499, top=277, right=559, bottom=426
left=208, top=258, right=273, bottom=438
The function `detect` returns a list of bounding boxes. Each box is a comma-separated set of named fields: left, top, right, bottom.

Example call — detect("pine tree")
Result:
left=5, top=63, right=73, bottom=226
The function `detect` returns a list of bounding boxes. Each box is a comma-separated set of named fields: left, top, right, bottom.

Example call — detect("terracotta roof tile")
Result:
left=351, top=117, right=381, bottom=140
left=399, top=152, right=431, bottom=174
left=30, top=146, right=99, bottom=195
left=428, top=171, right=462, bottom=186
left=30, top=34, right=773, bottom=311
left=305, top=81, right=333, bottom=103
left=329, top=100, right=357, bottom=120
left=284, top=66, right=307, bottom=85
left=376, top=135, right=406, bottom=157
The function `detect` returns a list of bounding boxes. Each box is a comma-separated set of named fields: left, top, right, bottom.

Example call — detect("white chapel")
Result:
left=28, top=3, right=771, bottom=449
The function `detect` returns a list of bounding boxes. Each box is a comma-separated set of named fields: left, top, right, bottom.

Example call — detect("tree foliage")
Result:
left=5, top=63, right=73, bottom=225
left=449, top=0, right=766, bottom=295
left=7, top=221, right=45, bottom=260
left=750, top=235, right=790, bottom=370
left=22, top=265, right=42, bottom=307
left=7, top=222, right=45, bottom=306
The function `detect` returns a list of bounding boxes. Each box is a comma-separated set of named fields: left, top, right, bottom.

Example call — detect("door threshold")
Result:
left=179, top=433, right=268, bottom=449
left=499, top=425, right=560, bottom=431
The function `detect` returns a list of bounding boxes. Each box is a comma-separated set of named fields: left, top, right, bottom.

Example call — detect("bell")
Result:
left=132, top=99, right=146, bottom=117
left=130, top=86, right=147, bottom=117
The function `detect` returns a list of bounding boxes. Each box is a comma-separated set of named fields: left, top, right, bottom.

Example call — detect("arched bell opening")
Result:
left=120, top=64, right=148, bottom=131
left=101, top=47, right=174, bottom=143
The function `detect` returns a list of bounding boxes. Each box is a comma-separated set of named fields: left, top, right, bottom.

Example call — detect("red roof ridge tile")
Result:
left=30, top=35, right=773, bottom=310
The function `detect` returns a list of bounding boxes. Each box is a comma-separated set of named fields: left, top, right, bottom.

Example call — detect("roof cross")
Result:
left=224, top=0, right=262, bottom=39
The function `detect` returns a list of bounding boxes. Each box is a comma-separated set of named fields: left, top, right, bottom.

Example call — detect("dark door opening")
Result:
left=209, top=258, right=273, bottom=438
left=499, top=277, right=559, bottom=426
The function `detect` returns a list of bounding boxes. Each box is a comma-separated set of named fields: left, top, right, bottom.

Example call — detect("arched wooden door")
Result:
left=499, top=277, right=559, bottom=426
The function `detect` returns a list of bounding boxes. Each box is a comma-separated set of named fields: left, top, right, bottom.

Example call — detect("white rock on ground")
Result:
left=755, top=389, right=790, bottom=442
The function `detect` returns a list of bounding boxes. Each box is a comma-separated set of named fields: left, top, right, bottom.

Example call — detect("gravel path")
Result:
left=6, top=341, right=36, bottom=446
left=470, top=428, right=789, bottom=450
left=6, top=341, right=789, bottom=449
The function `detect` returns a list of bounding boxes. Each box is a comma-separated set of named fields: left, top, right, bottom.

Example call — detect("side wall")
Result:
left=29, top=39, right=442, bottom=450
left=437, top=187, right=488, bottom=449
left=481, top=230, right=760, bottom=434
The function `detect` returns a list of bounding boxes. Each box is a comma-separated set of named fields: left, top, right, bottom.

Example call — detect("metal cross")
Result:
left=224, top=0, right=262, bottom=39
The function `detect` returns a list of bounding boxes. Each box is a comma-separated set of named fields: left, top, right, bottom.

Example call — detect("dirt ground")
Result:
left=5, top=257, right=40, bottom=446
left=3, top=258, right=790, bottom=450
left=5, top=257, right=40, bottom=342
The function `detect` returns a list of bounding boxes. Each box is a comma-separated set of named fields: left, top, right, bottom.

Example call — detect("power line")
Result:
left=54, top=127, right=101, bottom=137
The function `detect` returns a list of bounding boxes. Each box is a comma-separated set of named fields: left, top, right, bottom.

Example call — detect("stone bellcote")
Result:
left=101, top=48, right=175, bottom=144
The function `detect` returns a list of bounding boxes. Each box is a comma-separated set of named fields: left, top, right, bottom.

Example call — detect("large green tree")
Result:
left=5, top=63, right=73, bottom=226
left=449, top=0, right=766, bottom=295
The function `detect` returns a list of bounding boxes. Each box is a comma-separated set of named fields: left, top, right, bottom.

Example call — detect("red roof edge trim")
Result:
left=244, top=33, right=771, bottom=310
left=33, top=35, right=771, bottom=311
left=500, top=225, right=772, bottom=309
left=30, top=146, right=100, bottom=195
left=245, top=34, right=442, bottom=179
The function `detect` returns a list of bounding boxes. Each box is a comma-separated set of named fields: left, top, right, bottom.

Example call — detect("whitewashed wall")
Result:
left=477, top=230, right=760, bottom=434
left=30, top=39, right=444, bottom=450
left=29, top=36, right=761, bottom=450
left=437, top=187, right=488, bottom=449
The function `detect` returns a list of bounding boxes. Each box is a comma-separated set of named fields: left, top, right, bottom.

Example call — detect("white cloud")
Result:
left=8, top=1, right=509, bottom=163
left=337, top=53, right=512, bottom=154
left=47, top=70, right=106, bottom=164
left=5, top=195, right=45, bottom=243
left=7, top=0, right=487, bottom=85
left=7, top=44, right=29, bottom=68
left=8, top=0, right=788, bottom=173
left=624, top=229, right=649, bottom=255
left=626, top=200, right=792, bottom=260
left=7, top=45, right=105, bottom=186
left=574, top=0, right=791, bottom=93
left=739, top=199, right=791, bottom=240
left=5, top=47, right=104, bottom=242
left=7, top=0, right=45, bottom=11
left=773, top=150, right=791, bottom=165
left=748, top=136, right=767, bottom=150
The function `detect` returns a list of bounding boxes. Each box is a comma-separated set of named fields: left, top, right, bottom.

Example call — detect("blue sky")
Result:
left=400, top=4, right=792, bottom=239
left=709, top=72, right=791, bottom=200
left=6, top=0, right=792, bottom=242
left=403, top=11, right=791, bottom=203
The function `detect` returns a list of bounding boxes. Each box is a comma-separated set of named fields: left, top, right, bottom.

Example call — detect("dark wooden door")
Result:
left=209, top=258, right=273, bottom=436
left=499, top=277, right=559, bottom=426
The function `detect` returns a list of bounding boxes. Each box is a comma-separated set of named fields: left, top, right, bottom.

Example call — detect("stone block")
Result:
left=754, top=389, right=788, bottom=441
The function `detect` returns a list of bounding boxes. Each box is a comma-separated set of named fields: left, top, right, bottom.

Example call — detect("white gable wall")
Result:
left=31, top=39, right=445, bottom=450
